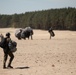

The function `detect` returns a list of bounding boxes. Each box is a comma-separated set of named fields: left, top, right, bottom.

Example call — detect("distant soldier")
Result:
left=15, top=27, right=34, bottom=40
left=48, top=27, right=55, bottom=39
left=15, top=28, right=23, bottom=40
left=22, top=27, right=33, bottom=40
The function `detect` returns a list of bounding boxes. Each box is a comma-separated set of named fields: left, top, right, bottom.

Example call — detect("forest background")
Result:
left=0, top=7, right=76, bottom=30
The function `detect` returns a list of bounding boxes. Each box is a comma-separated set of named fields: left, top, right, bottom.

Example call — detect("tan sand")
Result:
left=0, top=28, right=76, bottom=75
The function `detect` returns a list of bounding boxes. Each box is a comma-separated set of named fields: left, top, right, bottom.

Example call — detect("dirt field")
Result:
left=0, top=28, right=76, bottom=75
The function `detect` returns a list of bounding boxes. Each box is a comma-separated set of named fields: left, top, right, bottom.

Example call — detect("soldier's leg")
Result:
left=8, top=51, right=14, bottom=68
left=3, top=53, right=8, bottom=69
left=28, top=36, right=29, bottom=40
left=31, top=35, right=33, bottom=40
left=50, top=33, right=51, bottom=39
left=30, top=32, right=33, bottom=40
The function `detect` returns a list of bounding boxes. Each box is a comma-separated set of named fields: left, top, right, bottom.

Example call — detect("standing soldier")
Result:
left=0, top=32, right=14, bottom=69
left=48, top=27, right=55, bottom=39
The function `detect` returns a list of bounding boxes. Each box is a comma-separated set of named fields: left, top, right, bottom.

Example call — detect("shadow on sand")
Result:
left=15, top=66, right=30, bottom=69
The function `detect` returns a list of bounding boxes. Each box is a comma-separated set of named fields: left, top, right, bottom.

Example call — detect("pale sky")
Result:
left=0, top=0, right=76, bottom=15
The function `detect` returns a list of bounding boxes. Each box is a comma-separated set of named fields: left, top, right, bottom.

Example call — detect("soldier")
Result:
left=48, top=27, right=55, bottom=39
left=0, top=32, right=14, bottom=69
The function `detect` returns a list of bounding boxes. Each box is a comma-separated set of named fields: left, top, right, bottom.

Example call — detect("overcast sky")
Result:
left=0, top=0, right=76, bottom=15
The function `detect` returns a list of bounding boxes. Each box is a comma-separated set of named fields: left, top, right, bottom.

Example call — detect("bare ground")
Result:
left=0, top=28, right=76, bottom=75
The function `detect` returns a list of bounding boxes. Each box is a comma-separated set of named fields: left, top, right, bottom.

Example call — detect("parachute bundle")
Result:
left=51, top=31, right=55, bottom=37
left=8, top=40, right=17, bottom=52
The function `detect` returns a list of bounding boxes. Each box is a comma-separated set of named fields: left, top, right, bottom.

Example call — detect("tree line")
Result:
left=0, top=7, right=76, bottom=30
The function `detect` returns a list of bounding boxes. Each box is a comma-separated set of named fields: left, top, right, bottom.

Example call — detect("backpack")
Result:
left=8, top=40, right=17, bottom=52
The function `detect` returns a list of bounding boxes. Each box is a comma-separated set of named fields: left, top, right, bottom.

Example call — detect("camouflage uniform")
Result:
left=3, top=32, right=14, bottom=69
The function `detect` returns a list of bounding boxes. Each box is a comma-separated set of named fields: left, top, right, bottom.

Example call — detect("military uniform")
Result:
left=3, top=32, right=14, bottom=69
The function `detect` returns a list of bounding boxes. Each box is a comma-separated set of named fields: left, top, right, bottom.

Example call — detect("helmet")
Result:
left=6, top=32, right=10, bottom=37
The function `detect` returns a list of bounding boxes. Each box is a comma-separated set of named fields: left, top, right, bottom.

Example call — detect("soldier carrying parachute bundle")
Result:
left=15, top=27, right=33, bottom=40
left=0, top=32, right=17, bottom=69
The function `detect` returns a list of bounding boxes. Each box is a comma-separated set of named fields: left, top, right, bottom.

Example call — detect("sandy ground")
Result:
left=0, top=28, right=76, bottom=75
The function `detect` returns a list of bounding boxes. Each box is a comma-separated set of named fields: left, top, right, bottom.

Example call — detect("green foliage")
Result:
left=0, top=7, right=76, bottom=30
